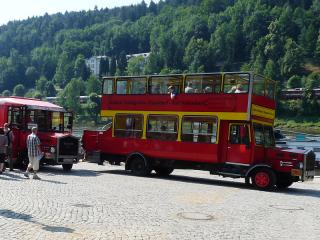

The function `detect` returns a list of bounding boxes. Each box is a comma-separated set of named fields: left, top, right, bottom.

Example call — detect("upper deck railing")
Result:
left=102, top=72, right=276, bottom=100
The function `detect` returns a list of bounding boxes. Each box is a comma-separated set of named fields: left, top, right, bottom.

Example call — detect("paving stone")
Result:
left=0, top=163, right=319, bottom=239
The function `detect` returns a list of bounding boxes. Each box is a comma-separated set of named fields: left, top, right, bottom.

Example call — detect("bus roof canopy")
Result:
left=0, top=97, right=66, bottom=112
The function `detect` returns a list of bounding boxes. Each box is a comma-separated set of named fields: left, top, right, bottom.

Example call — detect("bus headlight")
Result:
left=299, top=162, right=303, bottom=169
left=50, top=147, right=56, bottom=153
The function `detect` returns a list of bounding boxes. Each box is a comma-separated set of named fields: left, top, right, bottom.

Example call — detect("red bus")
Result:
left=0, top=97, right=79, bottom=171
left=82, top=72, right=315, bottom=189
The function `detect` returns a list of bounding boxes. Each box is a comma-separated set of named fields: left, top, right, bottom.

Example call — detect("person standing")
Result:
left=4, top=123, right=14, bottom=171
left=0, top=128, right=8, bottom=173
left=24, top=127, right=42, bottom=180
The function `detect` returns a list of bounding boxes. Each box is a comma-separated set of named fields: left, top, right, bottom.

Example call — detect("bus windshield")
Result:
left=26, top=110, right=68, bottom=132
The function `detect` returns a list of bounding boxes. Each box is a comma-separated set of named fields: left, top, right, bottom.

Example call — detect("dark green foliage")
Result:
left=0, top=0, right=319, bottom=117
left=13, top=84, right=26, bottom=97
left=286, top=75, right=301, bottom=88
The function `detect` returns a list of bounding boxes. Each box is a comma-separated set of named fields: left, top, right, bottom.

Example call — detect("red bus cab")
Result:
left=82, top=72, right=315, bottom=189
left=0, top=97, right=79, bottom=171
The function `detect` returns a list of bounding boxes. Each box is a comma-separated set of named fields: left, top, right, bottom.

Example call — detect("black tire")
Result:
left=251, top=168, right=276, bottom=190
left=154, top=167, right=174, bottom=176
left=62, top=164, right=73, bottom=171
left=276, top=178, right=293, bottom=189
left=130, top=156, right=151, bottom=176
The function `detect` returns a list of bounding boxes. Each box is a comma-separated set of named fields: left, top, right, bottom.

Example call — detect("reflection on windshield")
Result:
left=25, top=110, right=66, bottom=132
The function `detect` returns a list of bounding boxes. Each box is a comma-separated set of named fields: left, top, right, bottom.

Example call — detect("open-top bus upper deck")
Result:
left=101, top=72, right=276, bottom=126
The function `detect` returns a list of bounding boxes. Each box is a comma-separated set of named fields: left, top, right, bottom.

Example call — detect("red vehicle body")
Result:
left=82, top=72, right=315, bottom=189
left=0, top=97, right=79, bottom=171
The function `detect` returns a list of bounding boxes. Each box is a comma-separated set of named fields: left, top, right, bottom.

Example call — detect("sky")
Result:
left=0, top=0, right=159, bottom=25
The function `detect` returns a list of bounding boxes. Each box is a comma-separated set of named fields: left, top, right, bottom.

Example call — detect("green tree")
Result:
left=86, top=75, right=101, bottom=94
left=280, top=38, right=303, bottom=79
left=305, top=73, right=320, bottom=89
left=58, top=78, right=85, bottom=112
left=25, top=66, right=40, bottom=85
left=44, top=81, right=57, bottom=97
left=117, top=51, right=127, bottom=74
left=109, top=57, right=117, bottom=76
left=84, top=92, right=101, bottom=122
left=13, top=84, right=26, bottom=96
left=301, top=88, right=319, bottom=116
left=74, top=54, right=90, bottom=80
left=2, top=90, right=11, bottom=97
left=286, top=75, right=301, bottom=89
left=184, top=37, right=211, bottom=72
left=35, top=76, right=48, bottom=93
left=127, top=56, right=146, bottom=75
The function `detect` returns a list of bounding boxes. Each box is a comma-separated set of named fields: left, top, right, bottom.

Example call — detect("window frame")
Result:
left=181, top=116, right=218, bottom=144
left=114, top=114, right=144, bottom=138
left=228, top=123, right=251, bottom=145
left=184, top=74, right=222, bottom=94
left=102, top=78, right=114, bottom=95
left=146, top=114, right=179, bottom=141
left=149, top=75, right=183, bottom=94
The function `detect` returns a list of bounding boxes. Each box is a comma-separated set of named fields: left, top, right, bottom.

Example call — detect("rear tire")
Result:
left=154, top=167, right=174, bottom=176
left=130, top=156, right=151, bottom=176
left=62, top=164, right=73, bottom=171
left=251, top=168, right=276, bottom=190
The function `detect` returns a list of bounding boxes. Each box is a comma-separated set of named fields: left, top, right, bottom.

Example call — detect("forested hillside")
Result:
left=0, top=0, right=320, bottom=117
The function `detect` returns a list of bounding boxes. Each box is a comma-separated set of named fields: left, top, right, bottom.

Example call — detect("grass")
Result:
left=275, top=117, right=320, bottom=134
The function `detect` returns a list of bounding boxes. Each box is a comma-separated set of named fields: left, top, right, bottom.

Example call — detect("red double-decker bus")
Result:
left=82, top=72, right=315, bottom=190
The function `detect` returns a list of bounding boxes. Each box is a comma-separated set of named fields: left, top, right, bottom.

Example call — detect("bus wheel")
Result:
left=62, top=164, right=73, bottom=171
left=251, top=168, right=276, bottom=190
left=154, top=167, right=174, bottom=176
left=276, top=178, right=293, bottom=189
left=130, top=156, right=150, bottom=176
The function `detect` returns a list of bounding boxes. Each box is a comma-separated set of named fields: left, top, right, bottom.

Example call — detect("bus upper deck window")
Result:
left=184, top=74, right=222, bottom=94
left=149, top=76, right=182, bottom=94
left=103, top=78, right=114, bottom=94
left=224, top=73, right=249, bottom=94
left=116, top=77, right=147, bottom=95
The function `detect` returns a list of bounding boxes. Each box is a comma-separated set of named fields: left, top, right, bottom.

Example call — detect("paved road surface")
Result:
left=0, top=162, right=319, bottom=240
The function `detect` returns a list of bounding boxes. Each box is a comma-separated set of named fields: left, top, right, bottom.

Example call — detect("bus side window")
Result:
left=229, top=124, right=249, bottom=145
left=114, top=114, right=143, bottom=138
left=147, top=115, right=178, bottom=141
left=181, top=116, right=217, bottom=143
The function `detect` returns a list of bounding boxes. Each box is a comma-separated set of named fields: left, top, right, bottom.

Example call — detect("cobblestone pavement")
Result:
left=0, top=162, right=319, bottom=240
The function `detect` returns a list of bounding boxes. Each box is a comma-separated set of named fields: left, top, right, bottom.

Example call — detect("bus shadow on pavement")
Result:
left=40, top=166, right=101, bottom=177
left=0, top=209, right=74, bottom=234
left=101, top=169, right=320, bottom=197
left=100, top=169, right=251, bottom=190
left=276, top=188, right=320, bottom=198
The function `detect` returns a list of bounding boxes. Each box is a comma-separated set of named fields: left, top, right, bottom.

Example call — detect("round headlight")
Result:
left=50, top=147, right=56, bottom=153
left=299, top=162, right=304, bottom=169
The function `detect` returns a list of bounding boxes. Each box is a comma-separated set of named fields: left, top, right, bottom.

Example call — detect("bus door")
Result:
left=252, top=124, right=274, bottom=164
left=226, top=123, right=251, bottom=164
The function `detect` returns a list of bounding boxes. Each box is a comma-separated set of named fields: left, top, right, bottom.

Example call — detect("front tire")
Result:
left=62, top=164, right=73, bottom=171
left=251, top=168, right=276, bottom=190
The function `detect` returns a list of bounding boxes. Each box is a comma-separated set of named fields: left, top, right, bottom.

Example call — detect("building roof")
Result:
left=0, top=97, right=66, bottom=112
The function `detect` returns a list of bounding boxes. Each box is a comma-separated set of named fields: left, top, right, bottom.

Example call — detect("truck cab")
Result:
left=0, top=97, right=79, bottom=171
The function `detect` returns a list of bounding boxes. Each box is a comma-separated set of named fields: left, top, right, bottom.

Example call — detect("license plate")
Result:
left=291, top=169, right=302, bottom=176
